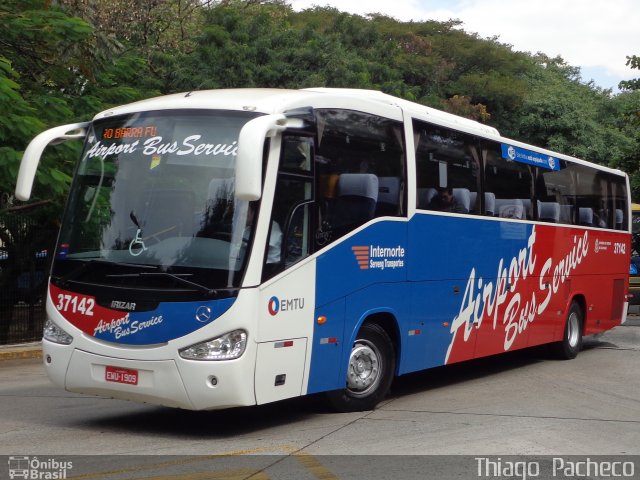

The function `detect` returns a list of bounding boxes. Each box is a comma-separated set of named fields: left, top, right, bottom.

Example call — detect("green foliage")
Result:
left=619, top=55, right=640, bottom=91
left=0, top=1, right=92, bottom=212
left=1, top=0, right=639, bottom=207
left=0, top=56, right=46, bottom=202
left=607, top=90, right=640, bottom=197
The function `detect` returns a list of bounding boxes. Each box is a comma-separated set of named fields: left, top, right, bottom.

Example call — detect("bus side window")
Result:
left=567, top=163, right=612, bottom=229
left=314, top=109, right=406, bottom=247
left=611, top=176, right=629, bottom=231
left=331, top=173, right=379, bottom=235
left=536, top=160, right=576, bottom=225
left=413, top=119, right=481, bottom=215
left=483, top=142, right=534, bottom=219
left=376, top=176, right=403, bottom=216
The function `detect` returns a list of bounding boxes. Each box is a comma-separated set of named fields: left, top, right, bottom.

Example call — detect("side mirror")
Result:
left=15, top=122, right=89, bottom=201
left=235, top=115, right=303, bottom=201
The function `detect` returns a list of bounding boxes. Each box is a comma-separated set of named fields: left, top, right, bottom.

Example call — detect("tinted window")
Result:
left=483, top=142, right=534, bottom=220
left=263, top=136, right=313, bottom=281
left=535, top=160, right=576, bottom=225
left=610, top=174, right=628, bottom=231
left=315, top=109, right=405, bottom=245
left=566, top=163, right=612, bottom=228
left=414, top=120, right=481, bottom=215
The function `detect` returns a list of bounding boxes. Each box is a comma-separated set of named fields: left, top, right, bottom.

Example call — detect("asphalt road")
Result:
left=0, top=319, right=638, bottom=479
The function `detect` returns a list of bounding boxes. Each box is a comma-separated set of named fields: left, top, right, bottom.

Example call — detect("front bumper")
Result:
left=43, top=340, right=257, bottom=410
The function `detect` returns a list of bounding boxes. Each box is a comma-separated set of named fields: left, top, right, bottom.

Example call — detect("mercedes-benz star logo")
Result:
left=195, top=306, right=212, bottom=323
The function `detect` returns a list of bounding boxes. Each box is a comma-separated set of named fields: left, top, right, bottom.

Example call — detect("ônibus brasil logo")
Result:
left=8, top=456, right=73, bottom=479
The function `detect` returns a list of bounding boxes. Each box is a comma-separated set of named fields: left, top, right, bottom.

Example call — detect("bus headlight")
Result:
left=43, top=318, right=74, bottom=345
left=179, top=330, right=248, bottom=361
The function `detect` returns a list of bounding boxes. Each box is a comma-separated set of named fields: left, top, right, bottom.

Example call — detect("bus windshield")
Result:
left=52, top=109, right=262, bottom=295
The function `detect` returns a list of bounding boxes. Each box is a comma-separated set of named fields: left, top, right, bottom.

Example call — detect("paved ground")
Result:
left=0, top=318, right=638, bottom=479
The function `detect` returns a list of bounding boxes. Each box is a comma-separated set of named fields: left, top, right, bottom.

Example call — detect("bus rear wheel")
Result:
left=327, top=323, right=395, bottom=412
left=554, top=302, right=583, bottom=360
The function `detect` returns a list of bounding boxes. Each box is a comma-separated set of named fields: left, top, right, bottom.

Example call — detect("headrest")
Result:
left=579, top=207, right=593, bottom=225
left=495, top=198, right=524, bottom=219
left=452, top=188, right=470, bottom=211
left=378, top=177, right=401, bottom=204
left=337, top=174, right=379, bottom=201
left=538, top=201, right=560, bottom=222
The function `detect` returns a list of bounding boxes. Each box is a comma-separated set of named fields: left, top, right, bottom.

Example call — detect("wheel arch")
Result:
left=326, top=309, right=400, bottom=411
left=569, top=293, right=587, bottom=334
left=360, top=311, right=401, bottom=375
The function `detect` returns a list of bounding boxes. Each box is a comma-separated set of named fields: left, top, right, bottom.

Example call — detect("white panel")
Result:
left=65, top=350, right=192, bottom=409
left=258, top=260, right=316, bottom=342
left=254, top=338, right=307, bottom=404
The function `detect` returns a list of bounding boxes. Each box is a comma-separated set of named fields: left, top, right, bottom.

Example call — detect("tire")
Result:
left=554, top=302, right=583, bottom=360
left=327, top=323, right=395, bottom=412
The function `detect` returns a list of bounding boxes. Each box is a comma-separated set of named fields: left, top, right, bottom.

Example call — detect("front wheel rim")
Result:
left=346, top=340, right=382, bottom=397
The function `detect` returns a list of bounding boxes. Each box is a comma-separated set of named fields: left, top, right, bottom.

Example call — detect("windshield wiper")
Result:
left=55, top=258, right=157, bottom=284
left=106, top=272, right=217, bottom=296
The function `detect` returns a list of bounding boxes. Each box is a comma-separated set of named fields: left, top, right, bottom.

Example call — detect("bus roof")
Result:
left=92, top=87, right=626, bottom=178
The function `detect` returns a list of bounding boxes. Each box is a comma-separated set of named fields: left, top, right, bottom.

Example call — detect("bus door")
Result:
left=255, top=135, right=321, bottom=404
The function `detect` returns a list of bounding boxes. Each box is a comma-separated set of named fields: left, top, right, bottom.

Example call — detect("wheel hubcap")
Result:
left=346, top=340, right=381, bottom=396
left=567, top=311, right=580, bottom=347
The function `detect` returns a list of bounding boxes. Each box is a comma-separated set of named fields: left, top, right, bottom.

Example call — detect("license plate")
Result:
left=105, top=366, right=138, bottom=385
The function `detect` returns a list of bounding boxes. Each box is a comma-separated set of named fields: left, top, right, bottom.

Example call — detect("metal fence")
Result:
left=0, top=211, right=50, bottom=345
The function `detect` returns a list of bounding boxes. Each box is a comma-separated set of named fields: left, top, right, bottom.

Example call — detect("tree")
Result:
left=0, top=0, right=93, bottom=204
left=609, top=55, right=640, bottom=198
left=0, top=1, right=95, bottom=340
left=507, top=54, right=625, bottom=173
left=619, top=55, right=640, bottom=92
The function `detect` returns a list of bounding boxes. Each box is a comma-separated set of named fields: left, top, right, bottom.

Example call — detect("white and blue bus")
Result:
left=16, top=88, right=630, bottom=411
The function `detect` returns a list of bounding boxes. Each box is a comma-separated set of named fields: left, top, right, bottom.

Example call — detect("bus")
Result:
left=628, top=203, right=640, bottom=313
left=15, top=88, right=630, bottom=412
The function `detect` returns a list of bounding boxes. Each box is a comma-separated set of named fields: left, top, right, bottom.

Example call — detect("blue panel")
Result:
left=403, top=281, right=465, bottom=373
left=309, top=214, right=539, bottom=392
left=91, top=297, right=236, bottom=345
left=342, top=282, right=409, bottom=377
left=307, top=297, right=346, bottom=394
left=315, top=221, right=408, bottom=308
left=407, top=213, right=531, bottom=282
left=310, top=220, right=408, bottom=393
left=501, top=143, right=560, bottom=171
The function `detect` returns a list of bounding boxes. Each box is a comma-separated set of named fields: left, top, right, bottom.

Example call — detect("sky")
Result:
left=288, top=0, right=639, bottom=92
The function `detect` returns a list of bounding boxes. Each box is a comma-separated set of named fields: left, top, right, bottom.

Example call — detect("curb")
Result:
left=0, top=342, right=42, bottom=361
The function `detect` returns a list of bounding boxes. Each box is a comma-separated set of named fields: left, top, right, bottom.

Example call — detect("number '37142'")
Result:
left=55, top=294, right=95, bottom=316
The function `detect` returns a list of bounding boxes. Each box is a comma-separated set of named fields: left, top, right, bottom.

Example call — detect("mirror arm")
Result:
left=15, top=122, right=89, bottom=201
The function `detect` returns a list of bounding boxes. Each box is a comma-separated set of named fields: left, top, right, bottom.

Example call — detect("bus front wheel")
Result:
left=327, top=323, right=395, bottom=412
left=554, top=302, right=583, bottom=360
